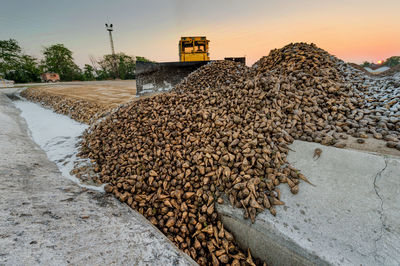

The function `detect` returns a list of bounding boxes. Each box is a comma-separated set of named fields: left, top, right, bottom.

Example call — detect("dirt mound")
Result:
left=21, top=88, right=108, bottom=124
left=79, top=76, right=266, bottom=264
left=77, top=43, right=399, bottom=264
left=176, top=60, right=253, bottom=91
left=253, top=43, right=342, bottom=77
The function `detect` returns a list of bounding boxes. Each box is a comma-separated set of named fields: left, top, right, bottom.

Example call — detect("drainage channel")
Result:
left=10, top=93, right=104, bottom=192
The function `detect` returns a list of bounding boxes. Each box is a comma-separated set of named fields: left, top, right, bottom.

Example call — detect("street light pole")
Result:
left=105, top=23, right=118, bottom=79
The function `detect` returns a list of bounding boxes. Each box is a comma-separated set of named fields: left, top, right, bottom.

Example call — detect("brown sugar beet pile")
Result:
left=254, top=43, right=399, bottom=147
left=80, top=62, right=268, bottom=264
left=78, top=43, right=398, bottom=265
left=21, top=88, right=108, bottom=124
left=253, top=43, right=361, bottom=146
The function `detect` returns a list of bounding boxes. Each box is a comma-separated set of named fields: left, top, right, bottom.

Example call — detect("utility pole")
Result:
left=105, top=23, right=118, bottom=79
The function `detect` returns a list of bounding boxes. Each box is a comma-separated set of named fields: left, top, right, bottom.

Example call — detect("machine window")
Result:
left=182, top=42, right=194, bottom=53
left=195, top=41, right=205, bottom=52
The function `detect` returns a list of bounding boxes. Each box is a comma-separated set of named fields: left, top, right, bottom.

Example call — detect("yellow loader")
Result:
left=135, top=36, right=244, bottom=95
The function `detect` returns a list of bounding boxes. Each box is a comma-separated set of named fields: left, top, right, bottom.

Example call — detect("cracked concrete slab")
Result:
left=373, top=156, right=400, bottom=265
left=217, top=140, right=400, bottom=266
left=0, top=92, right=195, bottom=265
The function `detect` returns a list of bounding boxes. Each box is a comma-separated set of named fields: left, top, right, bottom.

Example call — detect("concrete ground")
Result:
left=218, top=140, right=400, bottom=266
left=339, top=135, right=400, bottom=157
left=0, top=91, right=195, bottom=265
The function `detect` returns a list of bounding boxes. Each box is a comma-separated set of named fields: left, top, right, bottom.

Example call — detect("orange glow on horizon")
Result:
left=142, top=3, right=400, bottom=66
left=16, top=0, right=398, bottom=67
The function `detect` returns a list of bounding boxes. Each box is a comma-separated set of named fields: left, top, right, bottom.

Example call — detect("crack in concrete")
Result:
left=373, top=155, right=388, bottom=262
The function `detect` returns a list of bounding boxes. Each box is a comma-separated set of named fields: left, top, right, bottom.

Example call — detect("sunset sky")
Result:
left=1, top=0, right=399, bottom=66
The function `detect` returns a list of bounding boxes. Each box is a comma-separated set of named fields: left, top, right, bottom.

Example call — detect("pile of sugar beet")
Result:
left=77, top=43, right=400, bottom=265
left=21, top=88, right=109, bottom=124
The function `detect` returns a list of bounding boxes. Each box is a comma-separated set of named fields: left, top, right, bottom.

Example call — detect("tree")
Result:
left=98, top=52, right=136, bottom=80
left=116, top=54, right=136, bottom=79
left=0, top=39, right=40, bottom=83
left=361, top=61, right=371, bottom=67
left=7, top=55, right=41, bottom=83
left=383, top=56, right=400, bottom=67
left=96, top=54, right=153, bottom=80
left=0, top=39, right=22, bottom=77
left=83, top=64, right=95, bottom=81
left=0, top=39, right=21, bottom=62
left=136, top=56, right=152, bottom=63
left=41, top=44, right=81, bottom=81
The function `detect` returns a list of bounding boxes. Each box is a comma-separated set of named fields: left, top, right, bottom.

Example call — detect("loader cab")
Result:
left=179, top=36, right=210, bottom=62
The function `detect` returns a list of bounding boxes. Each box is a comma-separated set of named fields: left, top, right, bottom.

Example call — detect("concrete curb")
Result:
left=217, top=141, right=400, bottom=266
left=217, top=204, right=326, bottom=266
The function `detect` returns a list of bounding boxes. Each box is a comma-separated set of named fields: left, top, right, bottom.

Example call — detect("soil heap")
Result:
left=78, top=43, right=399, bottom=265
left=21, top=88, right=108, bottom=124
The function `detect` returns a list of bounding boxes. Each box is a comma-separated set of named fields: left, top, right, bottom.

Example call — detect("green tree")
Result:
left=0, top=39, right=40, bottom=83
left=98, top=52, right=136, bottom=79
left=0, top=39, right=22, bottom=77
left=136, top=56, right=152, bottom=63
left=7, top=55, right=41, bottom=83
left=0, top=39, right=21, bottom=61
left=83, top=64, right=95, bottom=81
left=361, top=61, right=371, bottom=67
left=96, top=54, right=153, bottom=80
left=41, top=44, right=81, bottom=81
left=95, top=68, right=110, bottom=80
left=383, top=56, right=400, bottom=67
left=116, top=54, right=136, bottom=79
